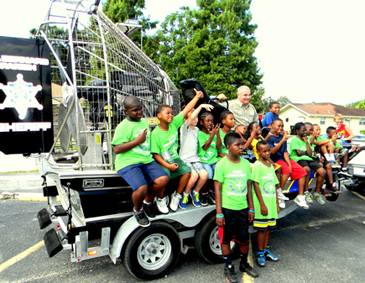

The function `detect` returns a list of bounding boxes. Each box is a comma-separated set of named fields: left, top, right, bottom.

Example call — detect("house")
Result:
left=279, top=102, right=365, bottom=134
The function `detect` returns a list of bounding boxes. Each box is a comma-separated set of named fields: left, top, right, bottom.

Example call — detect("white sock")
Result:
left=143, top=200, right=151, bottom=205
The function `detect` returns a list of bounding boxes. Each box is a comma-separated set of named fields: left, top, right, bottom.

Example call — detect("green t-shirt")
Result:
left=289, top=137, right=312, bottom=162
left=219, top=129, right=229, bottom=155
left=198, top=131, right=219, bottom=164
left=112, top=119, right=154, bottom=171
left=251, top=161, right=279, bottom=219
left=334, top=140, right=343, bottom=149
left=150, top=112, right=184, bottom=158
left=213, top=156, right=252, bottom=210
left=307, top=136, right=316, bottom=157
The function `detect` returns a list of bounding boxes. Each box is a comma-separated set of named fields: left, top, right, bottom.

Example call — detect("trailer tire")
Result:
left=325, top=193, right=339, bottom=202
left=121, top=222, right=180, bottom=280
left=194, top=214, right=236, bottom=264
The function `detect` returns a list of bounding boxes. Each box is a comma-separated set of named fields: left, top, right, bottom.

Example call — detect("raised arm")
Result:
left=186, top=104, right=213, bottom=128
left=182, top=89, right=204, bottom=118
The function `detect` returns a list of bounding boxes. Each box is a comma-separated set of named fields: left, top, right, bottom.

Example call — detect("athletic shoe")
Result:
left=239, top=260, right=258, bottom=278
left=201, top=193, right=209, bottom=206
left=277, top=188, right=289, bottom=200
left=134, top=209, right=150, bottom=227
left=156, top=197, right=169, bottom=214
left=342, top=167, right=349, bottom=172
left=224, top=265, right=238, bottom=283
left=331, top=161, right=341, bottom=169
left=278, top=198, right=286, bottom=209
left=256, top=251, right=266, bottom=267
left=313, top=192, right=325, bottom=205
left=179, top=193, right=189, bottom=209
left=321, top=185, right=332, bottom=197
left=190, top=191, right=201, bottom=207
left=327, top=183, right=339, bottom=194
left=264, top=247, right=279, bottom=262
left=304, top=191, right=313, bottom=204
left=170, top=191, right=182, bottom=212
left=207, top=190, right=216, bottom=204
left=142, top=201, right=156, bottom=219
left=294, top=195, right=309, bottom=209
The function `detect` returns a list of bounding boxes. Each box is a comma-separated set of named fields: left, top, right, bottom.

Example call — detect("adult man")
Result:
left=215, top=86, right=259, bottom=127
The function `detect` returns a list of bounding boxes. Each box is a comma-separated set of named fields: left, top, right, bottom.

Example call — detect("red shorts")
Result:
left=276, top=159, right=307, bottom=180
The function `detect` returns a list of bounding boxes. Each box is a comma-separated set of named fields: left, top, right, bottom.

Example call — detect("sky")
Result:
left=1, top=0, right=365, bottom=105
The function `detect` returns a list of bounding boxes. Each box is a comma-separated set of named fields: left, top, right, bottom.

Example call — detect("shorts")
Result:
left=276, top=159, right=307, bottom=180
left=218, top=208, right=249, bottom=246
left=117, top=161, right=168, bottom=192
left=297, top=159, right=322, bottom=172
left=185, top=161, right=207, bottom=175
left=160, top=157, right=191, bottom=179
left=253, top=218, right=277, bottom=231
left=202, top=162, right=217, bottom=179
left=312, top=156, right=329, bottom=167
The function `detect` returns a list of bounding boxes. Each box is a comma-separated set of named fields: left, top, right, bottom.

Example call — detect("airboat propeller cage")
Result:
left=15, top=0, right=177, bottom=169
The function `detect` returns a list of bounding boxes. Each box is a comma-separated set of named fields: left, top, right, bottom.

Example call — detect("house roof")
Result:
left=281, top=103, right=365, bottom=117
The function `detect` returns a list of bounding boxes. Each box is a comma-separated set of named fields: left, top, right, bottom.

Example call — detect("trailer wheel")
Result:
left=325, top=192, right=339, bottom=202
left=194, top=214, right=236, bottom=264
left=121, top=222, right=180, bottom=280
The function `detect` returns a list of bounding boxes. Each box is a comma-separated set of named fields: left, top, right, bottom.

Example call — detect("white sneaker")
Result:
left=304, top=191, right=313, bottom=204
left=294, top=195, right=309, bottom=209
left=277, top=188, right=289, bottom=201
left=279, top=198, right=286, bottom=209
left=156, top=197, right=169, bottom=214
left=169, top=192, right=182, bottom=212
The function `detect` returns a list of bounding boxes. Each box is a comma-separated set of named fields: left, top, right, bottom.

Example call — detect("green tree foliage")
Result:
left=157, top=0, right=263, bottom=100
left=345, top=99, right=365, bottom=110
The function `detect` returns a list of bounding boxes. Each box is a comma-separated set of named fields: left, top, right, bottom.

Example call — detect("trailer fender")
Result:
left=109, top=205, right=215, bottom=264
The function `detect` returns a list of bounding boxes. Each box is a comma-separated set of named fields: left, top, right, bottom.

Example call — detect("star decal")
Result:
left=0, top=74, right=43, bottom=120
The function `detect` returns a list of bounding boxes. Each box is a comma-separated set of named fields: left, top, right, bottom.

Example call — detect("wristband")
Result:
left=216, top=214, right=224, bottom=218
left=268, top=132, right=273, bottom=135
left=249, top=209, right=255, bottom=213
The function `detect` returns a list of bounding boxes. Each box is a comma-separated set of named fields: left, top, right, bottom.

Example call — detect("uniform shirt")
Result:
left=289, top=137, right=313, bottom=162
left=112, top=119, right=153, bottom=171
left=219, top=129, right=229, bottom=156
left=197, top=131, right=219, bottom=164
left=251, top=161, right=279, bottom=219
left=220, top=99, right=259, bottom=127
left=214, top=156, right=252, bottom=210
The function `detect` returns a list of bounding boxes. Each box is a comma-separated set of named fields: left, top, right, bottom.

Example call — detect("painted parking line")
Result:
left=351, top=191, right=365, bottom=201
left=0, top=241, right=44, bottom=273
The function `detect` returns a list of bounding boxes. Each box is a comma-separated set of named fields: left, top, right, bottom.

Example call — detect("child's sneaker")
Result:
left=278, top=198, right=286, bottom=209
left=179, top=193, right=189, bottom=209
left=294, top=195, right=309, bottom=209
left=328, top=183, right=340, bottom=194
left=276, top=188, right=289, bottom=200
left=133, top=209, right=150, bottom=227
left=201, top=193, right=208, bottom=206
left=239, top=260, right=258, bottom=278
left=170, top=191, right=182, bottom=212
left=142, top=201, right=156, bottom=218
left=224, top=265, right=238, bottom=283
left=156, top=197, right=169, bottom=214
left=304, top=191, right=313, bottom=204
left=256, top=251, right=266, bottom=267
left=313, top=192, right=325, bottom=205
left=264, top=247, right=279, bottom=262
left=207, top=190, right=216, bottom=204
left=190, top=191, right=201, bottom=207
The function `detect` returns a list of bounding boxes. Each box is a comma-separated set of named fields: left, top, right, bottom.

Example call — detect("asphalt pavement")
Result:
left=1, top=188, right=365, bottom=283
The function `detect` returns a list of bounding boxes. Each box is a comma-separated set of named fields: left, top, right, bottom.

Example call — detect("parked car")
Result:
left=352, top=134, right=365, bottom=146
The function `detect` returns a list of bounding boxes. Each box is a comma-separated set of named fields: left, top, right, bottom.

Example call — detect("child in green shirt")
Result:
left=151, top=89, right=203, bottom=212
left=112, top=96, right=169, bottom=227
left=214, top=132, right=258, bottom=281
left=218, top=110, right=235, bottom=159
left=252, top=140, right=279, bottom=268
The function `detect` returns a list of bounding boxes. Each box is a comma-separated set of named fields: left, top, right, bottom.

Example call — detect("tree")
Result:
left=345, top=99, right=365, bottom=110
left=157, top=0, right=263, bottom=101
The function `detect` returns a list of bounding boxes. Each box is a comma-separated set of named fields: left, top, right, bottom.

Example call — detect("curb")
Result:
left=0, top=192, right=60, bottom=202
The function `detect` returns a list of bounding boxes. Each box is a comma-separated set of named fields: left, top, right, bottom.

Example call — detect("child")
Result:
left=218, top=111, right=235, bottom=158
left=178, top=104, right=213, bottom=208
left=112, top=96, right=169, bottom=227
left=313, top=124, right=338, bottom=164
left=151, top=89, right=203, bottom=212
left=267, top=118, right=307, bottom=209
left=262, top=101, right=280, bottom=128
left=252, top=140, right=279, bottom=267
left=214, top=132, right=258, bottom=281
left=198, top=112, right=222, bottom=205
left=327, top=126, right=349, bottom=172
left=235, top=125, right=255, bottom=161
left=334, top=113, right=354, bottom=145
left=289, top=122, right=326, bottom=206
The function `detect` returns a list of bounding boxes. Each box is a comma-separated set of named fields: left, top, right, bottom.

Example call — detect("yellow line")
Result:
left=351, top=191, right=365, bottom=201
left=0, top=241, right=44, bottom=273
left=242, top=237, right=255, bottom=283
left=286, top=180, right=295, bottom=194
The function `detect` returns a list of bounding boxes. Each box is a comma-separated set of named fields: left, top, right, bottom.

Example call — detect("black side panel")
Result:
left=0, top=36, right=53, bottom=155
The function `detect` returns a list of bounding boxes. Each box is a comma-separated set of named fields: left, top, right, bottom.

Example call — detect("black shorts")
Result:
left=219, top=208, right=249, bottom=246
left=297, top=159, right=322, bottom=172
left=312, top=157, right=329, bottom=167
